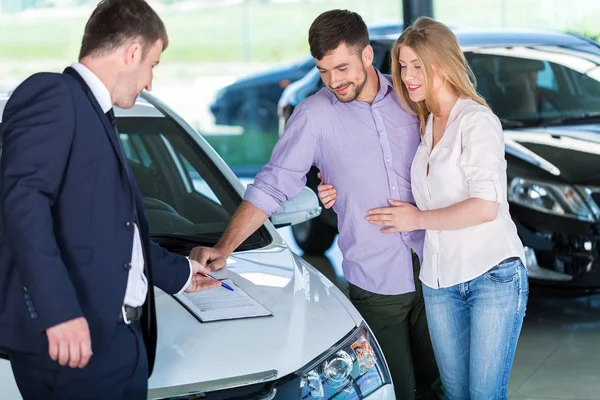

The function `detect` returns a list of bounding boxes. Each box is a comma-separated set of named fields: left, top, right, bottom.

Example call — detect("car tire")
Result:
left=292, top=215, right=337, bottom=256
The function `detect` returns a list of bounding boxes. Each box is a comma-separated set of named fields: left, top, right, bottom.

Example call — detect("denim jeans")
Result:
left=422, top=258, right=528, bottom=400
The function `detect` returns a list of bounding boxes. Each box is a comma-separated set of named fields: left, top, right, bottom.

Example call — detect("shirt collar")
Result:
left=70, top=62, right=112, bottom=113
left=326, top=67, right=394, bottom=105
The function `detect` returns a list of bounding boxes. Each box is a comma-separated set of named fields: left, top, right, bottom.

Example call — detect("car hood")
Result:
left=147, top=245, right=357, bottom=397
left=505, top=124, right=600, bottom=185
left=0, top=246, right=356, bottom=400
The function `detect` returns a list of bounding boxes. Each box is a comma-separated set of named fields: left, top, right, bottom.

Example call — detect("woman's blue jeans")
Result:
left=422, top=258, right=528, bottom=400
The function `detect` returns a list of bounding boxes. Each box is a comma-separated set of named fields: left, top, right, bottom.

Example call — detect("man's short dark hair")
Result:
left=308, top=9, right=369, bottom=60
left=79, top=0, right=168, bottom=60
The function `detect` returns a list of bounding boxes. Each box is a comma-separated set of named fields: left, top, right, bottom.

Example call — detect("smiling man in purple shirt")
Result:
left=190, top=9, right=439, bottom=399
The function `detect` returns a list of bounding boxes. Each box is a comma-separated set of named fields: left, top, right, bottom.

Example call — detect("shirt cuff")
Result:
left=176, top=259, right=194, bottom=295
left=468, top=174, right=502, bottom=203
left=244, top=184, right=283, bottom=216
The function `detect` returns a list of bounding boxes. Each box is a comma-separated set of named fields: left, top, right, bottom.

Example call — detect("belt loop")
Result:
left=121, top=305, right=132, bottom=325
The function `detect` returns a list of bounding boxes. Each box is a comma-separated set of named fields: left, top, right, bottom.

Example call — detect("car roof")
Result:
left=0, top=91, right=165, bottom=123
left=370, top=28, right=597, bottom=49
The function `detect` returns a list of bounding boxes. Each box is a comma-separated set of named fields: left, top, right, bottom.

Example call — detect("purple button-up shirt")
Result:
left=244, top=69, right=424, bottom=295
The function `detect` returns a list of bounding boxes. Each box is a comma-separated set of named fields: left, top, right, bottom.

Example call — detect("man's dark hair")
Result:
left=308, top=9, right=369, bottom=60
left=79, top=0, right=168, bottom=60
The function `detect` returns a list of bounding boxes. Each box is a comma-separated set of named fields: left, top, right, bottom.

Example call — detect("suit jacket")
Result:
left=0, top=67, right=190, bottom=375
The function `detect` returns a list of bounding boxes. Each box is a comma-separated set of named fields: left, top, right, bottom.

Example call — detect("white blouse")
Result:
left=411, top=97, right=525, bottom=289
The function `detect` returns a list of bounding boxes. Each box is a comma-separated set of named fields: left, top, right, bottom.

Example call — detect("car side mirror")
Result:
left=270, top=186, right=322, bottom=228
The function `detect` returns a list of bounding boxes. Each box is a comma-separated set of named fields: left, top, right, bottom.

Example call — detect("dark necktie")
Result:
left=105, top=108, right=129, bottom=170
left=106, top=108, right=119, bottom=134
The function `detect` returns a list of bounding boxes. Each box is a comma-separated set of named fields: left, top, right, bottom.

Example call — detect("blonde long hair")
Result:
left=391, top=17, right=489, bottom=134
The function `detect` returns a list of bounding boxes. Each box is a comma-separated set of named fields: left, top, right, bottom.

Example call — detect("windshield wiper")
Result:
left=535, top=112, right=600, bottom=127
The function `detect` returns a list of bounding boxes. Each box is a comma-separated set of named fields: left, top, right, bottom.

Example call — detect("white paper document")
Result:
left=174, top=279, right=272, bottom=322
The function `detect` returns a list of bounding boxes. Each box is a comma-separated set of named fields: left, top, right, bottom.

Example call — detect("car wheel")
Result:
left=292, top=216, right=337, bottom=256
left=236, top=99, right=278, bottom=134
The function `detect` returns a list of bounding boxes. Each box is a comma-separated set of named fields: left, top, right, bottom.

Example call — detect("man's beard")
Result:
left=332, top=66, right=368, bottom=103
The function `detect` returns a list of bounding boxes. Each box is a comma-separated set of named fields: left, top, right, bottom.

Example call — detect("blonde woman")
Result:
left=317, top=17, right=528, bottom=399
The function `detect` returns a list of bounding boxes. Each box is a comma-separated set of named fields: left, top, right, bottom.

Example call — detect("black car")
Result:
left=209, top=22, right=403, bottom=134
left=278, top=28, right=600, bottom=290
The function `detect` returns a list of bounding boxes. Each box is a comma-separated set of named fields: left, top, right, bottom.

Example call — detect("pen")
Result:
left=206, top=273, right=234, bottom=291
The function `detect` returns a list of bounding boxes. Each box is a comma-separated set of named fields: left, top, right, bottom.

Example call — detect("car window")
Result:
left=570, top=66, right=600, bottom=97
left=120, top=133, right=153, bottom=167
left=536, top=61, right=558, bottom=91
left=116, top=117, right=270, bottom=248
left=0, top=118, right=271, bottom=250
left=179, top=154, right=221, bottom=205
left=465, top=46, right=600, bottom=124
left=371, top=44, right=600, bottom=126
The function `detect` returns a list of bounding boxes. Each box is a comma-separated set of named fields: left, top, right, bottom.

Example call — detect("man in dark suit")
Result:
left=0, top=1, right=223, bottom=398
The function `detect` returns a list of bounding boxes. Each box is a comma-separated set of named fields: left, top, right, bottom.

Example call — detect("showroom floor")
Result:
left=277, top=228, right=600, bottom=400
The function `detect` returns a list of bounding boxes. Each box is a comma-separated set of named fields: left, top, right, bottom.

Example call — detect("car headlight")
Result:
left=299, top=323, right=390, bottom=399
left=508, top=177, right=594, bottom=222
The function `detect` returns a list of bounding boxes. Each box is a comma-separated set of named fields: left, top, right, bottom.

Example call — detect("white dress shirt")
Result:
left=70, top=63, right=192, bottom=307
left=411, top=97, right=526, bottom=289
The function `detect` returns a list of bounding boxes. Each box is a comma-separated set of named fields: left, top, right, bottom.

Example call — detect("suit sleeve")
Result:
left=0, top=73, right=83, bottom=332
left=147, top=240, right=191, bottom=294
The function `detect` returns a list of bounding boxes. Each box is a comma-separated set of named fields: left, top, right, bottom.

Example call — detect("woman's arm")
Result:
left=367, top=198, right=498, bottom=233
left=418, top=198, right=498, bottom=230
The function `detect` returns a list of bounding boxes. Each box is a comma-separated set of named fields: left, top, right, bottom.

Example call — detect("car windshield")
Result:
left=0, top=116, right=272, bottom=252
left=379, top=44, right=600, bottom=127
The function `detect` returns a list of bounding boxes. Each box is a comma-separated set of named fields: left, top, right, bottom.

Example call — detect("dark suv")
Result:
left=277, top=29, right=600, bottom=290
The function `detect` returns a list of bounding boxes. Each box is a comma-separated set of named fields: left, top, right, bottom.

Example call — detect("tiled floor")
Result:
left=508, top=293, right=600, bottom=399
left=277, top=228, right=600, bottom=400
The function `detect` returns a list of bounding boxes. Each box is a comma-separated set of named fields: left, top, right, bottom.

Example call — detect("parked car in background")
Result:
left=209, top=22, right=403, bottom=134
left=210, top=55, right=315, bottom=134
left=0, top=92, right=397, bottom=399
left=278, top=29, right=600, bottom=290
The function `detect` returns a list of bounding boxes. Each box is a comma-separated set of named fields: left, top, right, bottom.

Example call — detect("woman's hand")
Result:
left=367, top=199, right=422, bottom=233
left=316, top=172, right=337, bottom=209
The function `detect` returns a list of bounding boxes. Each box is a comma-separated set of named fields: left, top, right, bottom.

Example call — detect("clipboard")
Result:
left=173, top=279, right=273, bottom=323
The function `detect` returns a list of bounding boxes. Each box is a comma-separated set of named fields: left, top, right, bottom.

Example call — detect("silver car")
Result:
left=0, top=92, right=396, bottom=400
